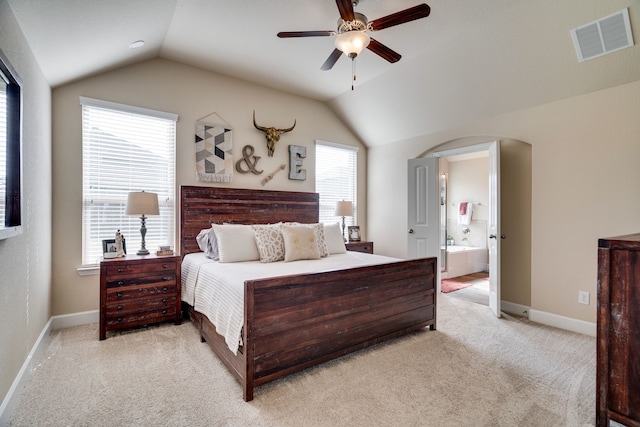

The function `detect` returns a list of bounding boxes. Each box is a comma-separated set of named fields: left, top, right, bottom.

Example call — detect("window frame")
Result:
left=0, top=48, right=23, bottom=240
left=80, top=97, right=177, bottom=267
left=315, top=140, right=358, bottom=228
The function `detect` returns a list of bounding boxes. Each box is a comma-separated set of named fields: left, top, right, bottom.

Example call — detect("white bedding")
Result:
left=181, top=251, right=401, bottom=355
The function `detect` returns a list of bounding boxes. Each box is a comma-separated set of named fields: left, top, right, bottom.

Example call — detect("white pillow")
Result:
left=195, top=226, right=219, bottom=260
left=281, top=224, right=321, bottom=262
left=324, top=222, right=347, bottom=254
left=252, top=223, right=285, bottom=263
left=211, top=224, right=260, bottom=263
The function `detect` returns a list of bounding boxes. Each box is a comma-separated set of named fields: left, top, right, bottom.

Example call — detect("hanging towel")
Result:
left=458, top=202, right=473, bottom=225
left=459, top=202, right=468, bottom=215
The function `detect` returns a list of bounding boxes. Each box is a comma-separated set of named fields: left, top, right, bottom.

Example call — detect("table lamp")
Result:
left=125, top=191, right=159, bottom=255
left=334, top=200, right=353, bottom=242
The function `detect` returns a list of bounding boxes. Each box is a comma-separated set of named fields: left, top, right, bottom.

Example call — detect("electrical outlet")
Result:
left=578, top=291, right=590, bottom=305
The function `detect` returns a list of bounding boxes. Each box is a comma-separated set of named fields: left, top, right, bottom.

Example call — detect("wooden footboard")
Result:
left=180, top=185, right=437, bottom=401
left=242, top=257, right=436, bottom=401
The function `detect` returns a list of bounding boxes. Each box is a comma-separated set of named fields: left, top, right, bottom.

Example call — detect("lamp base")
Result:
left=137, top=249, right=150, bottom=255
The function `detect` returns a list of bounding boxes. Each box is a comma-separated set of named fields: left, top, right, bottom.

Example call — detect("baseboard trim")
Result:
left=0, top=310, right=98, bottom=426
left=0, top=317, right=53, bottom=426
left=529, top=308, right=596, bottom=337
left=51, top=309, right=99, bottom=330
left=500, top=301, right=530, bottom=317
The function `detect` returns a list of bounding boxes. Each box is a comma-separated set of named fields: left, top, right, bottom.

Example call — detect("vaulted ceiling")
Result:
left=7, top=0, right=639, bottom=147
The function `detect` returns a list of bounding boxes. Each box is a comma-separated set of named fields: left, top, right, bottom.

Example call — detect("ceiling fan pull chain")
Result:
left=352, top=58, right=356, bottom=91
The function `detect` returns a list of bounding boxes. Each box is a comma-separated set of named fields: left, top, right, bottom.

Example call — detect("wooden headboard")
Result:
left=180, top=186, right=319, bottom=256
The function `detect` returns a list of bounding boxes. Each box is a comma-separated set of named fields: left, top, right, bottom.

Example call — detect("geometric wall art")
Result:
left=195, top=121, right=233, bottom=183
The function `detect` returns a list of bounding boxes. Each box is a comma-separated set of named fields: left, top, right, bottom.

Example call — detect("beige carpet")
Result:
left=9, top=295, right=596, bottom=427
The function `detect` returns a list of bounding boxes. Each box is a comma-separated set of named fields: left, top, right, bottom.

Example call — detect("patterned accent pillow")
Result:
left=281, top=224, right=321, bottom=262
left=252, top=223, right=285, bottom=263
left=309, top=223, right=329, bottom=257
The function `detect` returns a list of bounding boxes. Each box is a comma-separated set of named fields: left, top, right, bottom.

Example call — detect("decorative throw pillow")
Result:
left=284, top=222, right=328, bottom=257
left=324, top=222, right=347, bottom=254
left=281, top=224, right=321, bottom=262
left=196, top=226, right=219, bottom=260
left=211, top=224, right=260, bottom=263
left=252, top=223, right=285, bottom=263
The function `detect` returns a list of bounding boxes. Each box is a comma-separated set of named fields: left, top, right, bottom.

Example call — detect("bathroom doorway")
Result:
left=438, top=149, right=491, bottom=307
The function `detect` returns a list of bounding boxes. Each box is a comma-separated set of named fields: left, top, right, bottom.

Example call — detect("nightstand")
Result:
left=99, top=254, right=181, bottom=340
left=345, top=241, right=374, bottom=254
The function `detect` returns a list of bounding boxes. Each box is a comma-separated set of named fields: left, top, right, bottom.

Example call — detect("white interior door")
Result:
left=488, top=141, right=501, bottom=317
left=407, top=157, right=440, bottom=270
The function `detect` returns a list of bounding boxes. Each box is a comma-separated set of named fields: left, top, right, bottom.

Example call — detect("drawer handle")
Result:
left=116, top=292, right=123, bottom=299
left=117, top=268, right=123, bottom=273
left=116, top=317, right=123, bottom=323
left=117, top=305, right=123, bottom=311
left=117, top=281, right=124, bottom=286
left=162, top=276, right=171, bottom=281
left=162, top=310, right=168, bottom=314
left=162, top=287, right=168, bottom=293
left=162, top=298, right=168, bottom=303
left=162, top=264, right=168, bottom=269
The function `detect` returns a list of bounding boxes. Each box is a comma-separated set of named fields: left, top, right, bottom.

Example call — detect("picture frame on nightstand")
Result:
left=348, top=226, right=361, bottom=242
left=102, top=238, right=126, bottom=255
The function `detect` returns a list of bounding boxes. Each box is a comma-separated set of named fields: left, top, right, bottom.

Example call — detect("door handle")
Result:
left=489, top=234, right=507, bottom=239
left=408, top=229, right=414, bottom=234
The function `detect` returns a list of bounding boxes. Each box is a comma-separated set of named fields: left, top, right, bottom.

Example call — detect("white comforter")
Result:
left=181, top=251, right=400, bottom=355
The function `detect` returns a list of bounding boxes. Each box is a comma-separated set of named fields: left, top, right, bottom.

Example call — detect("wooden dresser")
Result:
left=345, top=241, right=374, bottom=254
left=100, top=254, right=181, bottom=340
left=597, top=233, right=640, bottom=427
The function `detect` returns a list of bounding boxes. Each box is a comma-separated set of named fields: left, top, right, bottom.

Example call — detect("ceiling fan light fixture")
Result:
left=335, top=31, right=370, bottom=58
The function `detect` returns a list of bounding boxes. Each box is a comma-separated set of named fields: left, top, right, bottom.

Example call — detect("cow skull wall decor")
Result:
left=253, top=110, right=296, bottom=157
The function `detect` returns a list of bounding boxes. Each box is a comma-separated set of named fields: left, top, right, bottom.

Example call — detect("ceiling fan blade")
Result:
left=370, top=3, right=431, bottom=31
left=367, top=38, right=402, bottom=63
left=321, top=48, right=343, bottom=71
left=335, top=0, right=355, bottom=21
left=277, top=31, right=335, bottom=38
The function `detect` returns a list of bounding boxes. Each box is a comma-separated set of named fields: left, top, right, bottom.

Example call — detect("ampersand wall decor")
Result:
left=235, top=145, right=263, bottom=175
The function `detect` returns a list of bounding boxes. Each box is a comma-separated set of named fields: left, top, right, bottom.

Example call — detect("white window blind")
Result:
left=0, top=83, right=6, bottom=224
left=81, top=97, right=177, bottom=266
left=315, top=140, right=358, bottom=227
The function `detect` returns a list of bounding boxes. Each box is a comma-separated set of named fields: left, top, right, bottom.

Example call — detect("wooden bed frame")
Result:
left=180, top=185, right=436, bottom=401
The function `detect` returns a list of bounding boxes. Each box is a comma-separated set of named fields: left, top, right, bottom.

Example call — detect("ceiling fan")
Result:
left=277, top=0, right=431, bottom=72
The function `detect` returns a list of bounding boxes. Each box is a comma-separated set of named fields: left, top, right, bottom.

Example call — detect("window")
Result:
left=0, top=49, right=23, bottom=240
left=315, top=140, right=358, bottom=227
left=81, top=97, right=177, bottom=266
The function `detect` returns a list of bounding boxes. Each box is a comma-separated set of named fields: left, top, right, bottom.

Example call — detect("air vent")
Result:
left=570, top=8, right=634, bottom=62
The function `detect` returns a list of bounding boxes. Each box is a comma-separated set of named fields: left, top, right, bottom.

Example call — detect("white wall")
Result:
left=51, top=58, right=367, bottom=316
left=368, top=80, right=640, bottom=324
left=0, top=0, right=52, bottom=409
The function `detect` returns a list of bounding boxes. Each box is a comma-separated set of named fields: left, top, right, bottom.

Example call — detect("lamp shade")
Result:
left=335, top=31, right=370, bottom=58
left=125, top=191, right=159, bottom=216
left=334, top=200, right=353, bottom=217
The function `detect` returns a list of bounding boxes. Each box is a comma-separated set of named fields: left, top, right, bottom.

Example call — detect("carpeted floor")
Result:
left=9, top=295, right=596, bottom=427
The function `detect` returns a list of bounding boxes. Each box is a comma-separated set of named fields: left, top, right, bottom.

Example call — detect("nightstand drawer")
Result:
left=106, top=295, right=177, bottom=316
left=106, top=273, right=176, bottom=289
left=105, top=307, right=177, bottom=328
left=346, top=241, right=374, bottom=254
left=106, top=260, right=176, bottom=277
left=106, top=284, right=177, bottom=302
